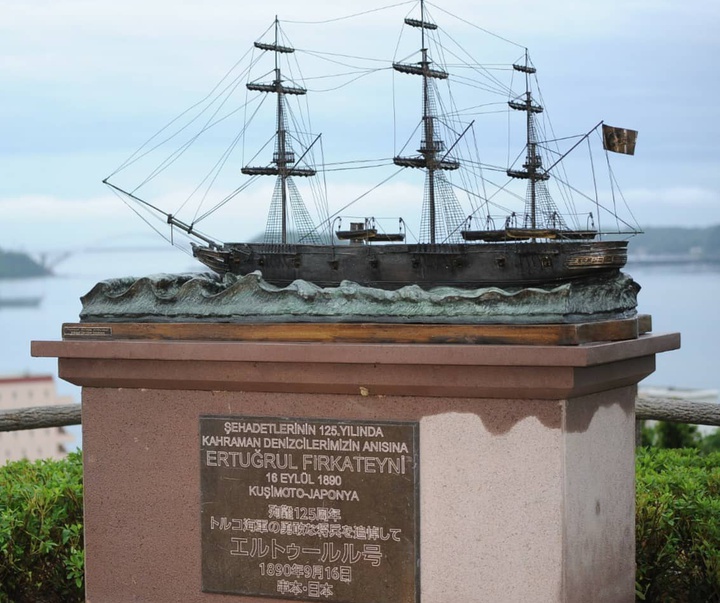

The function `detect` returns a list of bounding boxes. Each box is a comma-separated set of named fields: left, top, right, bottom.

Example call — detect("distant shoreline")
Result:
left=627, top=255, right=720, bottom=266
left=0, top=249, right=52, bottom=280
left=1, top=246, right=718, bottom=280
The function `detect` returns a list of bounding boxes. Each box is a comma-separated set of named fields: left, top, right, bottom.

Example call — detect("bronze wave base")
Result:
left=79, top=270, right=639, bottom=325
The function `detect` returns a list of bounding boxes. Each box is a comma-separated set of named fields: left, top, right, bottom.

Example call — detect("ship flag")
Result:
left=602, top=124, right=638, bottom=155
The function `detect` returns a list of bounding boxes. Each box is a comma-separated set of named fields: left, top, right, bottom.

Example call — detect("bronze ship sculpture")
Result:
left=104, top=1, right=639, bottom=291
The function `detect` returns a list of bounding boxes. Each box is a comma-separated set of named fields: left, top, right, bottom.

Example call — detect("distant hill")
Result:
left=631, top=225, right=720, bottom=259
left=0, top=248, right=52, bottom=279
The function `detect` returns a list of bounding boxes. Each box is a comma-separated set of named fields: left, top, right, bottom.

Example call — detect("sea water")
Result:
left=627, top=262, right=720, bottom=393
left=0, top=249, right=193, bottom=450
left=1, top=251, right=718, bottom=450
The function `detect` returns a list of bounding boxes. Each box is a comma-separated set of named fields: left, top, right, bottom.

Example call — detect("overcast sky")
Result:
left=1, top=0, right=718, bottom=260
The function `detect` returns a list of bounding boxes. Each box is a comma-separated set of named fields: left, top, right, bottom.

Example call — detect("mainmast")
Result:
left=506, top=52, right=551, bottom=231
left=393, top=0, right=460, bottom=244
left=242, top=17, right=316, bottom=244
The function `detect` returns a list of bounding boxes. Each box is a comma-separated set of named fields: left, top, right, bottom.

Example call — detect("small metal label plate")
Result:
left=62, top=325, right=113, bottom=338
left=200, top=416, right=419, bottom=602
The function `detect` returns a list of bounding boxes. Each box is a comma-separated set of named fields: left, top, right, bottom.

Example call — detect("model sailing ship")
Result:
left=104, top=1, right=639, bottom=290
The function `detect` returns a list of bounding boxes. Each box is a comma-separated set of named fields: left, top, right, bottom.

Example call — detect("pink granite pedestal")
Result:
left=33, top=329, right=679, bottom=603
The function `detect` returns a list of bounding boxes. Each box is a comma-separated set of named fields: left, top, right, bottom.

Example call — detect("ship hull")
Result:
left=192, top=240, right=628, bottom=290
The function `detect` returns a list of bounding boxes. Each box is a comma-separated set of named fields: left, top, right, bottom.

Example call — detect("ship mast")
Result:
left=242, top=17, right=316, bottom=244
left=393, top=0, right=459, bottom=244
left=506, top=51, right=550, bottom=230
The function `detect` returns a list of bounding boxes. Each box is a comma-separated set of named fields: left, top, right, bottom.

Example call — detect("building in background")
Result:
left=0, top=374, right=75, bottom=462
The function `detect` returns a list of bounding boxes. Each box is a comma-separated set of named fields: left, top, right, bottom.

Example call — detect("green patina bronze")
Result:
left=79, top=271, right=639, bottom=324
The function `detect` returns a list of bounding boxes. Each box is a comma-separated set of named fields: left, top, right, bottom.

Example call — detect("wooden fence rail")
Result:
left=635, top=397, right=720, bottom=427
left=1, top=398, right=719, bottom=433
left=0, top=404, right=81, bottom=432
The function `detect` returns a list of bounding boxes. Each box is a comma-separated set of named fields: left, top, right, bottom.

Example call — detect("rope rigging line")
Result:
left=281, top=23, right=313, bottom=143
left=395, top=119, right=423, bottom=158
left=299, top=67, right=388, bottom=82
left=108, top=187, right=195, bottom=256
left=184, top=86, right=278, bottom=221
left=297, top=48, right=389, bottom=66
left=104, top=0, right=640, bottom=250
left=449, top=77, right=514, bottom=97
left=432, top=33, right=514, bottom=97
left=530, top=70, right=581, bottom=220
left=108, top=51, right=263, bottom=180
left=189, top=123, right=247, bottom=224
left=471, top=125, right=489, bottom=214
left=131, top=73, right=263, bottom=194
left=243, top=131, right=277, bottom=170
left=306, top=69, right=389, bottom=93
left=282, top=1, right=415, bottom=25
left=598, top=128, right=641, bottom=232
left=307, top=153, right=331, bottom=241
left=321, top=157, right=394, bottom=167
left=444, top=63, right=513, bottom=70
left=427, top=2, right=524, bottom=49
left=323, top=163, right=392, bottom=172
left=441, top=101, right=507, bottom=117
left=443, top=175, right=523, bottom=225
left=588, top=135, right=601, bottom=234
left=300, top=167, right=408, bottom=241
left=194, top=176, right=262, bottom=224
left=390, top=2, right=416, bottom=155
left=547, top=164, right=637, bottom=232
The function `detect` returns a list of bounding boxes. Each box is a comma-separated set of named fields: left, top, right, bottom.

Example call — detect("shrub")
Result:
left=0, top=451, right=84, bottom=603
left=641, top=421, right=707, bottom=450
left=636, top=448, right=720, bottom=602
left=2, top=447, right=719, bottom=602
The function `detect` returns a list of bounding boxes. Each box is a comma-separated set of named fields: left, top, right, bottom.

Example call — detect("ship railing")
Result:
left=334, top=216, right=406, bottom=244
left=587, top=212, right=596, bottom=230
left=273, top=151, right=295, bottom=164
left=419, top=139, right=444, bottom=153
left=510, top=210, right=599, bottom=234
left=463, top=215, right=497, bottom=230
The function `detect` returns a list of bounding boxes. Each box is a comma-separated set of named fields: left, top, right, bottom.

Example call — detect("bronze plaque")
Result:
left=62, top=325, right=113, bottom=338
left=200, top=416, right=419, bottom=602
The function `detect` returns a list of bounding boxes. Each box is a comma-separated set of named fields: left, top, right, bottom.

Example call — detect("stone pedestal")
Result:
left=33, top=325, right=679, bottom=603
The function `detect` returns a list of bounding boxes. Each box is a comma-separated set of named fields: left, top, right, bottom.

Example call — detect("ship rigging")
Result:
left=104, top=0, right=639, bottom=290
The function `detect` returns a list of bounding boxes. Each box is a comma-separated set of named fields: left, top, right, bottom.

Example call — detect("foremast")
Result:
left=506, top=52, right=565, bottom=233
left=242, top=18, right=318, bottom=244
left=392, top=0, right=461, bottom=244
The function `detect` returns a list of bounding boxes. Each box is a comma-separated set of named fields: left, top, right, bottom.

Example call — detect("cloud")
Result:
left=1, top=0, right=718, bottom=242
left=1, top=193, right=125, bottom=220
left=624, top=186, right=720, bottom=208
left=620, top=186, right=720, bottom=228
left=0, top=177, right=422, bottom=257
left=0, top=192, right=171, bottom=249
left=3, top=0, right=713, bottom=80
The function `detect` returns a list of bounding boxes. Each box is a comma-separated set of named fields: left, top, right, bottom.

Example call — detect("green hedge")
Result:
left=0, top=452, right=84, bottom=603
left=2, top=449, right=720, bottom=602
left=636, top=448, right=720, bottom=602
